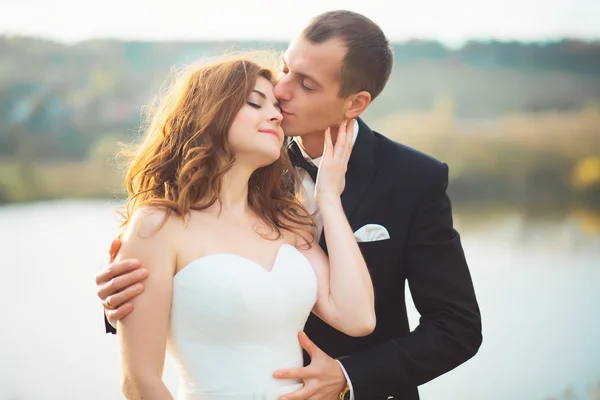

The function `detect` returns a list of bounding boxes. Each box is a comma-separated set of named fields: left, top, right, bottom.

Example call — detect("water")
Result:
left=0, top=200, right=598, bottom=400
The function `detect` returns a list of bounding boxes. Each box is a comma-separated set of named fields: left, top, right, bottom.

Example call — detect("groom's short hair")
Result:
left=301, top=10, right=393, bottom=101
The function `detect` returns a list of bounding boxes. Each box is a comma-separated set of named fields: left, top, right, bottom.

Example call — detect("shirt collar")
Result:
left=292, top=120, right=360, bottom=166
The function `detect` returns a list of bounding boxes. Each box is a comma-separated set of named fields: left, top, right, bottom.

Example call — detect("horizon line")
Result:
left=2, top=32, right=600, bottom=48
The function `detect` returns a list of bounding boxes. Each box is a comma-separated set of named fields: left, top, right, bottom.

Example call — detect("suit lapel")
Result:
left=319, top=118, right=379, bottom=250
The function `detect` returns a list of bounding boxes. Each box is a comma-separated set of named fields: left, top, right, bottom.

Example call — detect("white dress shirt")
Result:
left=292, top=121, right=359, bottom=400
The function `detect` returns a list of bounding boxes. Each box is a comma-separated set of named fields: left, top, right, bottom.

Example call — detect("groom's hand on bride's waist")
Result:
left=272, top=332, right=347, bottom=400
left=95, top=238, right=148, bottom=326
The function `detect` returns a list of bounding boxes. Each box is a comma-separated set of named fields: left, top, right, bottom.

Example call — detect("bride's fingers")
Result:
left=323, top=127, right=333, bottom=157
left=343, top=119, right=355, bottom=163
left=338, top=119, right=350, bottom=163
left=334, top=120, right=348, bottom=159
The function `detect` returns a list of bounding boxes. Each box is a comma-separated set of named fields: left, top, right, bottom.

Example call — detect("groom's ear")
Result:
left=344, top=91, right=371, bottom=120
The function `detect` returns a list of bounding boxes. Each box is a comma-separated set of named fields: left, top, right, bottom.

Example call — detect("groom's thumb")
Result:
left=108, top=238, right=122, bottom=263
left=298, top=331, right=318, bottom=358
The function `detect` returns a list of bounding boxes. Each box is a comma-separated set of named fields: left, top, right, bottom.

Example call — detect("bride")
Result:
left=114, top=54, right=375, bottom=400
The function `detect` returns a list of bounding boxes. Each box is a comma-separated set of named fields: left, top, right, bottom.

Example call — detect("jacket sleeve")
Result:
left=339, top=163, right=482, bottom=398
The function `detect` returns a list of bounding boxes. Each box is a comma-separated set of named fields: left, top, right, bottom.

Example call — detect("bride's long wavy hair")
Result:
left=120, top=53, right=315, bottom=244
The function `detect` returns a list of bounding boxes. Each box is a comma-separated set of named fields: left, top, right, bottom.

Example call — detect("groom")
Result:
left=96, top=10, right=482, bottom=400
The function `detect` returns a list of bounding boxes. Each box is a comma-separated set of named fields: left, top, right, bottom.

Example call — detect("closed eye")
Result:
left=301, top=82, right=314, bottom=92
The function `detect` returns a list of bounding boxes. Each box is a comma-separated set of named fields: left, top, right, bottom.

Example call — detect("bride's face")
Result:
left=228, top=77, right=285, bottom=167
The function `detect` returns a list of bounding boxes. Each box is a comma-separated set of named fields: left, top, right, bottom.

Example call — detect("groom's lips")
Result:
left=281, top=109, right=293, bottom=116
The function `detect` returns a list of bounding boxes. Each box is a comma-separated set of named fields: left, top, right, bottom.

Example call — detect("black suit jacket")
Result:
left=105, top=118, right=482, bottom=400
left=303, top=118, right=482, bottom=399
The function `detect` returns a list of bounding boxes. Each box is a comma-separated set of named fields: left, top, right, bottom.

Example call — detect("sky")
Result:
left=0, top=0, right=599, bottom=46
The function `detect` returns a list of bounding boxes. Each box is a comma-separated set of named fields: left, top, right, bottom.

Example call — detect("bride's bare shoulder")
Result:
left=122, top=206, right=184, bottom=242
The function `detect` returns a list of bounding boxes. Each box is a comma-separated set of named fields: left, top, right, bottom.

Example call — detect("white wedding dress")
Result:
left=167, top=244, right=318, bottom=400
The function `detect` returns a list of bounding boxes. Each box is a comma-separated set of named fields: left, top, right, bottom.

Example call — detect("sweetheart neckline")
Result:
left=173, top=243, right=302, bottom=280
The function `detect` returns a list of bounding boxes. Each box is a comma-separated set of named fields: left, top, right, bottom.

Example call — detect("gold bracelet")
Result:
left=338, top=382, right=350, bottom=400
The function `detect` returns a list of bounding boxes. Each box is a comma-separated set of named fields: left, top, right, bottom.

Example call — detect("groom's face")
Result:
left=274, top=37, right=349, bottom=138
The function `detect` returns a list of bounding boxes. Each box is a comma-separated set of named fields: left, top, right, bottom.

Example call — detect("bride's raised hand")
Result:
left=314, top=119, right=355, bottom=204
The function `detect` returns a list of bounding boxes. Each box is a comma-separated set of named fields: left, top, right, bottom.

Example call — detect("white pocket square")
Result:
left=353, top=224, right=390, bottom=243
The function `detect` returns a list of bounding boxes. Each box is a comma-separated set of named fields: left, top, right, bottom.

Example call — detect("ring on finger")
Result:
left=104, top=298, right=116, bottom=310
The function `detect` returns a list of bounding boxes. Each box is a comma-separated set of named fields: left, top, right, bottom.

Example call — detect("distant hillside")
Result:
left=0, top=36, right=599, bottom=160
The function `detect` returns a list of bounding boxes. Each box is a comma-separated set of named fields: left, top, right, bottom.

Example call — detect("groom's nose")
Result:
left=274, top=75, right=292, bottom=102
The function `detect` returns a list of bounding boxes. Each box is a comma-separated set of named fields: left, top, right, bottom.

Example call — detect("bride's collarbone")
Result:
left=187, top=211, right=278, bottom=234
left=174, top=213, right=298, bottom=271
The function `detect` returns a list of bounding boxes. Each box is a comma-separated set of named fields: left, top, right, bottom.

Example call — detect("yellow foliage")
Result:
left=572, top=157, right=600, bottom=189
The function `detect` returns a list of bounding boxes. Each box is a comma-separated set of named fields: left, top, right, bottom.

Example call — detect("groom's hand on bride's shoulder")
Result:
left=273, top=332, right=347, bottom=400
left=95, top=238, right=148, bottom=325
